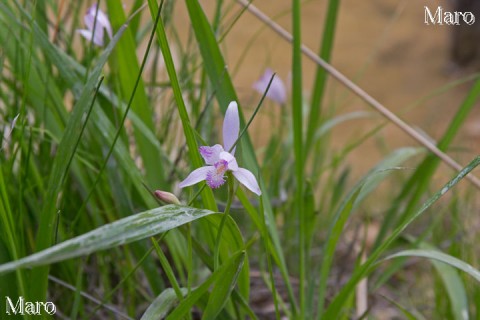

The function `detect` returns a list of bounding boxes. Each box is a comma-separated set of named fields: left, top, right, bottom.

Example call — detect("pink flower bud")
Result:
left=154, top=190, right=181, bottom=205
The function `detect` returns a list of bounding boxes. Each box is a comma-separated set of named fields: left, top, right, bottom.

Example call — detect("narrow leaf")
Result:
left=166, top=251, right=245, bottom=319
left=141, top=288, right=188, bottom=320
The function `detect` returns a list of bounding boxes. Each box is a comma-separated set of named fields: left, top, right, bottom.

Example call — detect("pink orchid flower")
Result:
left=77, top=4, right=113, bottom=47
left=178, top=102, right=261, bottom=196
left=253, top=68, right=287, bottom=105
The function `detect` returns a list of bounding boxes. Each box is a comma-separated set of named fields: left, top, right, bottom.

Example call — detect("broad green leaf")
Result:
left=141, top=288, right=188, bottom=320
left=0, top=205, right=217, bottom=275
left=203, top=214, right=250, bottom=301
left=202, top=249, right=245, bottom=320
left=165, top=251, right=245, bottom=320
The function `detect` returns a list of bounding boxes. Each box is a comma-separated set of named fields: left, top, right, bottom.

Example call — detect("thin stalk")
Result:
left=88, top=233, right=167, bottom=318
left=147, top=0, right=217, bottom=211
left=292, top=0, right=305, bottom=317
left=230, top=72, right=276, bottom=153
left=214, top=173, right=235, bottom=271
left=151, top=237, right=183, bottom=299
left=74, top=1, right=163, bottom=227
left=259, top=195, right=281, bottom=319
left=186, top=223, right=193, bottom=295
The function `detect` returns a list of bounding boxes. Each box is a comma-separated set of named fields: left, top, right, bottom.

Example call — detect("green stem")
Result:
left=214, top=173, right=235, bottom=270
left=292, top=0, right=305, bottom=317
left=187, top=223, right=193, bottom=295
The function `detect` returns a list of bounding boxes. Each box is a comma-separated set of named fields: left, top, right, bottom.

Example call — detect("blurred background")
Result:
left=165, top=0, right=480, bottom=179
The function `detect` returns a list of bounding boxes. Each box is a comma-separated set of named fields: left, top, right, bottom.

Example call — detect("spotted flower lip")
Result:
left=178, top=101, right=262, bottom=196
left=77, top=4, right=113, bottom=47
left=253, top=68, right=287, bottom=105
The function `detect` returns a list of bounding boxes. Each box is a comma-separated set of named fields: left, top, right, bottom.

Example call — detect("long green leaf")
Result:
left=418, top=242, right=469, bottom=320
left=202, top=248, right=245, bottom=320
left=384, top=250, right=480, bottom=283
left=317, top=147, right=422, bottom=317
left=306, top=0, right=341, bottom=154
left=385, top=249, right=474, bottom=320
left=141, top=288, right=188, bottom=320
left=292, top=0, right=305, bottom=316
left=165, top=251, right=245, bottom=320
left=0, top=205, right=217, bottom=275
left=147, top=0, right=217, bottom=211
left=316, top=186, right=362, bottom=317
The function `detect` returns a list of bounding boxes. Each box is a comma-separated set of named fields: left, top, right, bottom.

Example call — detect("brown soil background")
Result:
left=173, top=0, right=480, bottom=182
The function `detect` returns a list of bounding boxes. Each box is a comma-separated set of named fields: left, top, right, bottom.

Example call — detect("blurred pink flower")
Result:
left=77, top=4, right=112, bottom=47
left=253, top=68, right=287, bottom=105
left=179, top=102, right=261, bottom=196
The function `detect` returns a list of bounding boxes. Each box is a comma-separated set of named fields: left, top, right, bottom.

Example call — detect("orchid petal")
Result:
left=77, top=29, right=104, bottom=47
left=253, top=68, right=287, bottom=105
left=178, top=166, right=212, bottom=188
left=95, top=9, right=113, bottom=39
left=92, top=27, right=105, bottom=46
left=83, top=5, right=112, bottom=46
left=199, top=144, right=223, bottom=165
left=232, top=168, right=262, bottom=196
left=219, top=151, right=238, bottom=171
left=223, top=101, right=240, bottom=155
left=84, top=5, right=96, bottom=31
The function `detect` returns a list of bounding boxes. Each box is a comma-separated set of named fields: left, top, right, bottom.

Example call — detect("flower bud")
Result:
left=154, top=190, right=181, bottom=205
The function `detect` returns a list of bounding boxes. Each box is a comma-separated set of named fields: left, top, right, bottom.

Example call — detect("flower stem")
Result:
left=214, top=173, right=235, bottom=270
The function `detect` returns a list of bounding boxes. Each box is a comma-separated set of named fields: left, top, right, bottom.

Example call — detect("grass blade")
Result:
left=417, top=242, right=470, bottom=320
left=165, top=251, right=245, bottom=320
left=375, top=78, right=480, bottom=247
left=292, top=0, right=305, bottom=316
left=434, top=261, right=469, bottom=320
left=31, top=21, right=127, bottom=302
left=323, top=156, right=480, bottom=319
left=106, top=0, right=164, bottom=187
left=147, top=0, right=217, bottom=211
left=306, top=0, right=341, bottom=154
left=141, top=288, right=188, bottom=320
